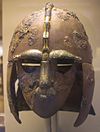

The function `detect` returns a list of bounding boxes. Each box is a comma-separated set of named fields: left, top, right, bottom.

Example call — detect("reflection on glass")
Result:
left=0, top=0, right=5, bottom=131
left=0, top=41, right=4, bottom=128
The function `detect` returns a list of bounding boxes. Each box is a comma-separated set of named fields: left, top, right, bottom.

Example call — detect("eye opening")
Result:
left=57, top=58, right=74, bottom=74
left=20, top=59, right=41, bottom=73
left=57, top=65, right=72, bottom=74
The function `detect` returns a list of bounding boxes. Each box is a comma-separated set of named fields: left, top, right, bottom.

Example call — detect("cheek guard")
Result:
left=8, top=61, right=35, bottom=123
left=74, top=63, right=95, bottom=127
left=7, top=2, right=95, bottom=127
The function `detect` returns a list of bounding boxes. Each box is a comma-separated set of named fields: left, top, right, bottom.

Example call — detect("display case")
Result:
left=3, top=0, right=100, bottom=132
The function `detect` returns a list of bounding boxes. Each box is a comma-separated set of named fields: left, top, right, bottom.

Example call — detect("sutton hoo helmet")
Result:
left=7, top=2, right=95, bottom=127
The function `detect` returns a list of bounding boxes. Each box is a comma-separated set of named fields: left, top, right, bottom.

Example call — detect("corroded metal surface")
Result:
left=7, top=2, right=95, bottom=127
left=74, top=63, right=94, bottom=127
left=56, top=9, right=79, bottom=21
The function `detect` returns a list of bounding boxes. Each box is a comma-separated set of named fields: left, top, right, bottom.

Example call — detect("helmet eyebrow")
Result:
left=10, top=49, right=42, bottom=62
left=49, top=50, right=82, bottom=62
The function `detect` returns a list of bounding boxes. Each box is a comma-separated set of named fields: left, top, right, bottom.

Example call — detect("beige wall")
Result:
left=3, top=0, right=100, bottom=132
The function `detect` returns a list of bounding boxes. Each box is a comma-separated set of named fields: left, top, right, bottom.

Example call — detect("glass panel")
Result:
left=0, top=0, right=4, bottom=131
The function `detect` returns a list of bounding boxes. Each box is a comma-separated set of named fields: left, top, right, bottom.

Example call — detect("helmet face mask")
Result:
left=7, top=2, right=95, bottom=127
left=13, top=49, right=78, bottom=117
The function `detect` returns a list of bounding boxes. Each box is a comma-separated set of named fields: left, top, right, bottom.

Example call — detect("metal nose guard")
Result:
left=39, top=60, right=51, bottom=89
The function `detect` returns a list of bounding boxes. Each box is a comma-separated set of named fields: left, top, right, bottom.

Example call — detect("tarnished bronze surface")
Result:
left=7, top=2, right=95, bottom=127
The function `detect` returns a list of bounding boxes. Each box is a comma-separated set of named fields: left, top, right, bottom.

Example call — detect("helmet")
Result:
left=7, top=2, right=95, bottom=127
